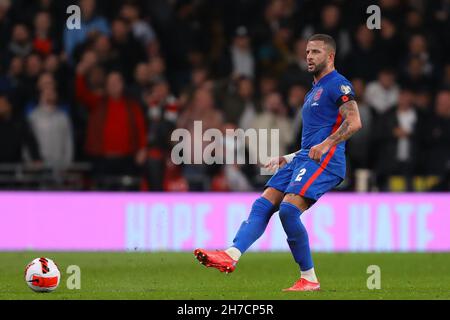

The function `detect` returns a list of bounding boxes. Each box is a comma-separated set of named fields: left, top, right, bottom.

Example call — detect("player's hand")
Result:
left=263, top=156, right=287, bottom=173
left=309, top=142, right=331, bottom=163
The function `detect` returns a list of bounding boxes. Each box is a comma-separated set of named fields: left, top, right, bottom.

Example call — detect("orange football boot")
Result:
left=194, top=249, right=237, bottom=274
left=283, top=278, right=321, bottom=292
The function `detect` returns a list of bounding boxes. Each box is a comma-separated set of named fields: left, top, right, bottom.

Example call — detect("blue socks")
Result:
left=232, top=197, right=276, bottom=253
left=278, top=202, right=313, bottom=271
left=232, top=197, right=313, bottom=273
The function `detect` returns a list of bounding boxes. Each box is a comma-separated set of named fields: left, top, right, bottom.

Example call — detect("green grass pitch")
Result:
left=1, top=252, right=449, bottom=300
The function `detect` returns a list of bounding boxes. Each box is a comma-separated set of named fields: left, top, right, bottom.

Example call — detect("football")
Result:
left=24, top=257, right=60, bottom=293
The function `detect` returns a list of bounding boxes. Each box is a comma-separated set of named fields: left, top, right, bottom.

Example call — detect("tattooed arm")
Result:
left=327, top=100, right=362, bottom=145
left=308, top=100, right=362, bottom=162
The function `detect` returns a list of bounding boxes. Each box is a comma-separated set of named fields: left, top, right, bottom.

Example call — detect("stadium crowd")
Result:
left=0, top=0, right=449, bottom=191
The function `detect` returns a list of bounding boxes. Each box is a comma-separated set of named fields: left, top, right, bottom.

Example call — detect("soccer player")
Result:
left=194, top=34, right=362, bottom=291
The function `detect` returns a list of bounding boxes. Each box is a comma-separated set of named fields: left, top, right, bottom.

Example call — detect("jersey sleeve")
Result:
left=328, top=79, right=355, bottom=107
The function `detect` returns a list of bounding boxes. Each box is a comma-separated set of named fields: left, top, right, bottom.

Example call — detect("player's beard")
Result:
left=309, top=60, right=327, bottom=77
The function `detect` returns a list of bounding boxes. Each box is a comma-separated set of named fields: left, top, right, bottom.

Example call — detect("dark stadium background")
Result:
left=0, top=0, right=449, bottom=301
left=0, top=0, right=448, bottom=192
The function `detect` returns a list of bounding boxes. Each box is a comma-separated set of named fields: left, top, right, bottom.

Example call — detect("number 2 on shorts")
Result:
left=295, top=168, right=307, bottom=182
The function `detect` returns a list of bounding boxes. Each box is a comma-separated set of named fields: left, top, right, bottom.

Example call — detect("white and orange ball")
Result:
left=25, top=257, right=61, bottom=292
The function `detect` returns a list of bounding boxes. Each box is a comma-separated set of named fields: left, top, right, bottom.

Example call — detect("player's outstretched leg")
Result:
left=278, top=197, right=320, bottom=291
left=194, top=188, right=282, bottom=274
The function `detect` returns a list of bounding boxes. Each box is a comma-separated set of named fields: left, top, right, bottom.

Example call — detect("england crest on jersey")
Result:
left=340, top=85, right=352, bottom=95
left=314, top=88, right=323, bottom=101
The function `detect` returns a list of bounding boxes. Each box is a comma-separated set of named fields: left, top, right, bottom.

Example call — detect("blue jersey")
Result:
left=299, top=70, right=354, bottom=179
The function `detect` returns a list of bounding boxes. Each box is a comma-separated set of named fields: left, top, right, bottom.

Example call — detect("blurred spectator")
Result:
left=23, top=72, right=58, bottom=114
left=25, top=54, right=43, bottom=81
left=179, top=65, right=211, bottom=104
left=0, top=0, right=448, bottom=192
left=258, top=18, right=294, bottom=76
left=252, top=0, right=289, bottom=49
left=11, top=53, right=43, bottom=116
left=344, top=24, right=379, bottom=81
left=415, top=88, right=433, bottom=113
left=221, top=123, right=254, bottom=192
left=302, top=4, right=351, bottom=61
left=85, top=34, right=115, bottom=73
left=33, top=11, right=54, bottom=56
left=64, top=0, right=109, bottom=62
left=405, top=34, right=435, bottom=78
left=36, top=72, right=56, bottom=94
left=364, top=68, right=399, bottom=115
left=222, top=76, right=259, bottom=128
left=143, top=79, right=179, bottom=191
left=249, top=92, right=292, bottom=169
left=9, top=0, right=56, bottom=25
left=0, top=95, right=41, bottom=164
left=85, top=64, right=105, bottom=94
left=378, top=0, right=404, bottom=23
left=177, top=87, right=223, bottom=138
left=399, top=56, right=434, bottom=92
left=120, top=2, right=158, bottom=52
left=177, top=88, right=223, bottom=190
left=288, top=84, right=308, bottom=150
left=424, top=90, right=450, bottom=176
left=42, top=54, right=72, bottom=103
left=163, top=157, right=189, bottom=192
left=110, top=17, right=147, bottom=82
left=28, top=87, right=73, bottom=170
left=257, top=73, right=278, bottom=102
left=8, top=56, right=23, bottom=83
left=0, top=67, right=10, bottom=94
left=404, top=8, right=426, bottom=35
left=219, top=26, right=255, bottom=79
left=414, top=87, right=434, bottom=174
left=0, top=0, right=12, bottom=53
left=163, top=0, right=208, bottom=93
left=129, top=62, right=151, bottom=104
left=347, top=78, right=373, bottom=187
left=378, top=18, right=403, bottom=69
left=440, top=64, right=450, bottom=89
left=72, top=62, right=104, bottom=161
left=375, top=88, right=417, bottom=191
left=148, top=56, right=166, bottom=82
left=0, top=56, right=21, bottom=111
left=7, top=24, right=32, bottom=59
left=280, top=37, right=310, bottom=91
left=428, top=0, right=450, bottom=58
left=286, top=83, right=307, bottom=117
left=75, top=51, right=147, bottom=189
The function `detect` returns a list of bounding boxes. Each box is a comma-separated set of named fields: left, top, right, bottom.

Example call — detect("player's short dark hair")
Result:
left=307, top=34, right=336, bottom=53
